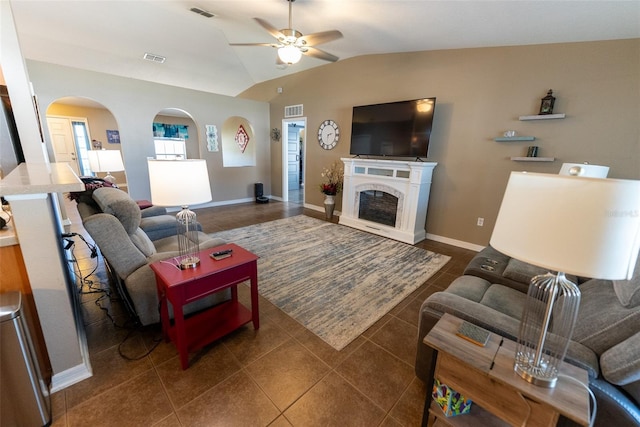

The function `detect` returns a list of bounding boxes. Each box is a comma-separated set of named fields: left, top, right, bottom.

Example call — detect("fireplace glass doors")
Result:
left=358, top=190, right=398, bottom=227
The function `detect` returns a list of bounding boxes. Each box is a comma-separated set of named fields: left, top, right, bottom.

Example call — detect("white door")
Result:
left=287, top=125, right=300, bottom=190
left=46, top=117, right=80, bottom=175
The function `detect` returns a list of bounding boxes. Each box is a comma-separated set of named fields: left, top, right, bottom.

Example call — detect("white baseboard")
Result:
left=425, top=233, right=485, bottom=252
left=175, top=198, right=483, bottom=252
left=50, top=360, right=93, bottom=393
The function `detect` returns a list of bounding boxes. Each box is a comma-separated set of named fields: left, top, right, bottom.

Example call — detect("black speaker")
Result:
left=255, top=183, right=268, bottom=204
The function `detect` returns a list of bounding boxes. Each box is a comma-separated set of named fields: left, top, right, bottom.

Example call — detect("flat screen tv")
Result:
left=349, top=97, right=436, bottom=158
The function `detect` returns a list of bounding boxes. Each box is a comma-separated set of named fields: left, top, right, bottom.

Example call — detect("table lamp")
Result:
left=88, top=149, right=125, bottom=184
left=147, top=159, right=212, bottom=269
left=490, top=172, right=640, bottom=387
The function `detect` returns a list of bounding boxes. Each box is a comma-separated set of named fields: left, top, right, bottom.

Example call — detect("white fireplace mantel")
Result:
left=339, top=158, right=437, bottom=244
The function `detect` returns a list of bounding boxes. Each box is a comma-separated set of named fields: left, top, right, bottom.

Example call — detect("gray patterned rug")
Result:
left=211, top=215, right=450, bottom=350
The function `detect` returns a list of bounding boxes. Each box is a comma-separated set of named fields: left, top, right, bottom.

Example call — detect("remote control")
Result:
left=211, top=249, right=233, bottom=257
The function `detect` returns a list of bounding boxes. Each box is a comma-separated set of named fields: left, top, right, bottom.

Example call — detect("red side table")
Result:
left=150, top=243, right=259, bottom=369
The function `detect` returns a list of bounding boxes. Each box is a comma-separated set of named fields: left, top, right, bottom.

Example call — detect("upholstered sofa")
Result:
left=76, top=187, right=228, bottom=325
left=416, top=246, right=640, bottom=427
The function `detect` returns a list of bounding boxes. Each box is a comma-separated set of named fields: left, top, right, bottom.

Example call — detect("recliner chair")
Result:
left=76, top=187, right=228, bottom=325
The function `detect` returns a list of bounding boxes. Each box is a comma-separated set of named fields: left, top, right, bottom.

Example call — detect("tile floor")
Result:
left=53, top=198, right=476, bottom=426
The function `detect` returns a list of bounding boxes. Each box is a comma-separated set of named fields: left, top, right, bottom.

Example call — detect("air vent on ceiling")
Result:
left=284, top=104, right=303, bottom=118
left=143, top=53, right=166, bottom=63
left=190, top=7, right=215, bottom=18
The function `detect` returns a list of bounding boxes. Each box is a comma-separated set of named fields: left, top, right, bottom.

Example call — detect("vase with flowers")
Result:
left=319, top=161, right=344, bottom=220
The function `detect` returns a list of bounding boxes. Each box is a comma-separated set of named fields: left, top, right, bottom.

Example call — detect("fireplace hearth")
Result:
left=339, top=158, right=437, bottom=244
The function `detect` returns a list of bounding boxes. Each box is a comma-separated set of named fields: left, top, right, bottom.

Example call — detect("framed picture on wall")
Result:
left=106, top=130, right=120, bottom=144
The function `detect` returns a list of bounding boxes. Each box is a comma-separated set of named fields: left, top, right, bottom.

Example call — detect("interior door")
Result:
left=287, top=125, right=300, bottom=190
left=46, top=117, right=80, bottom=175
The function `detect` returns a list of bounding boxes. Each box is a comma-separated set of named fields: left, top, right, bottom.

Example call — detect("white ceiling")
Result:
left=9, top=0, right=640, bottom=97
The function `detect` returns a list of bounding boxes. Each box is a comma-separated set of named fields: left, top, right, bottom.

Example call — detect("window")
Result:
left=154, top=137, right=186, bottom=160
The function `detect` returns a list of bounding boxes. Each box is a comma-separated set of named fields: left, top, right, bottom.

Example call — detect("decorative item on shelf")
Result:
left=526, top=146, right=539, bottom=157
left=319, top=160, right=344, bottom=220
left=88, top=149, right=125, bottom=185
left=504, top=130, right=517, bottom=137
left=147, top=159, right=213, bottom=270
left=270, top=127, right=281, bottom=142
left=490, top=172, right=640, bottom=388
left=539, top=89, right=555, bottom=115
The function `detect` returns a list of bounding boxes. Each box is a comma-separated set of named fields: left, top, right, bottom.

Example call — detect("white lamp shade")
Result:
left=490, top=172, right=640, bottom=280
left=88, top=150, right=124, bottom=172
left=278, top=45, right=302, bottom=64
left=147, top=159, right=212, bottom=207
left=559, top=162, right=609, bottom=178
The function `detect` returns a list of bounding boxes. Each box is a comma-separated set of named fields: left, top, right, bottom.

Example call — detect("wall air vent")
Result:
left=143, top=53, right=166, bottom=64
left=190, top=7, right=215, bottom=18
left=284, top=104, right=303, bottom=118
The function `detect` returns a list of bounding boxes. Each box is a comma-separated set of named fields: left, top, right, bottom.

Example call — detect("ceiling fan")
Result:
left=230, top=0, right=343, bottom=65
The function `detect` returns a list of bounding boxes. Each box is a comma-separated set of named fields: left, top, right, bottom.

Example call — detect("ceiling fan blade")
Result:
left=230, top=42, right=279, bottom=48
left=253, top=17, right=286, bottom=41
left=298, top=30, right=343, bottom=47
left=302, top=46, right=339, bottom=62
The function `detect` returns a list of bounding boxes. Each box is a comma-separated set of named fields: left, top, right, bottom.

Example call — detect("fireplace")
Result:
left=359, top=190, right=398, bottom=227
left=339, top=158, right=437, bottom=244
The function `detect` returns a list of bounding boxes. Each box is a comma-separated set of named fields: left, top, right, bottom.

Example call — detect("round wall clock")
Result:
left=318, top=120, right=339, bottom=150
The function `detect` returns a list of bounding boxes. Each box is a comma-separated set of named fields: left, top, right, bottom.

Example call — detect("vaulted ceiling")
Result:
left=9, top=0, right=640, bottom=97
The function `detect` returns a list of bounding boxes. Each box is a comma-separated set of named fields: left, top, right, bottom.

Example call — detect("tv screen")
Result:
left=349, top=98, right=436, bottom=158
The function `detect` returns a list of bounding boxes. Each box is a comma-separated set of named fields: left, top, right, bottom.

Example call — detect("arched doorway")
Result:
left=46, top=97, right=126, bottom=188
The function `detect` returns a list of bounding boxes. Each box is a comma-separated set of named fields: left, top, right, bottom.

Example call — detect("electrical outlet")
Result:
left=477, top=217, right=484, bottom=226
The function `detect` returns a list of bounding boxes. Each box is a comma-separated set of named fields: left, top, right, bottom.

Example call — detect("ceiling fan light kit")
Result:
left=230, top=0, right=342, bottom=65
left=278, top=45, right=302, bottom=64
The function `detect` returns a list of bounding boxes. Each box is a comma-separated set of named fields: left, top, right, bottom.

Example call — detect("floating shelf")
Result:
left=494, top=136, right=536, bottom=142
left=511, top=157, right=555, bottom=162
left=519, top=114, right=566, bottom=121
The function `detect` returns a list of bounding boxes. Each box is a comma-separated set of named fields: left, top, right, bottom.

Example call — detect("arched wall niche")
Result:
left=152, top=108, right=200, bottom=160
left=45, top=96, right=127, bottom=188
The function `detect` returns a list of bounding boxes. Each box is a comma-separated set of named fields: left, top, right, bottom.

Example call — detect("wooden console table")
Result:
left=150, top=243, right=259, bottom=369
left=423, top=314, right=590, bottom=426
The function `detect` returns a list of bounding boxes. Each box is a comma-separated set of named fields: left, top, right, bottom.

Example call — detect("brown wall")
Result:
left=240, top=39, right=640, bottom=247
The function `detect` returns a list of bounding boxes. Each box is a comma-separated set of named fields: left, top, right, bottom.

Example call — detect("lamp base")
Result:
left=103, top=173, right=116, bottom=184
left=179, top=256, right=200, bottom=270
left=514, top=356, right=557, bottom=387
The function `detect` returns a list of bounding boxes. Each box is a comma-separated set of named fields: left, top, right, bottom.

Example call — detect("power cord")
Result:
left=558, top=373, right=597, bottom=427
left=61, top=232, right=100, bottom=294
left=61, top=231, right=163, bottom=360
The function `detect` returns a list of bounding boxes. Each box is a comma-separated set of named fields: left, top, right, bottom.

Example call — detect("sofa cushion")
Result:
left=130, top=229, right=156, bottom=258
left=479, top=284, right=526, bottom=320
left=613, top=254, right=640, bottom=308
left=445, top=276, right=491, bottom=303
left=92, top=187, right=142, bottom=234
left=600, top=332, right=640, bottom=386
left=503, top=258, right=579, bottom=285
left=573, top=279, right=640, bottom=355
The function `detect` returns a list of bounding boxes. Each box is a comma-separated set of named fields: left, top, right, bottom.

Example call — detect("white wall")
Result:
left=27, top=60, right=271, bottom=202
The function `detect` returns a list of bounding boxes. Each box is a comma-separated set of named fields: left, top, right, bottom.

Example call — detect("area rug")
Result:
left=211, top=215, right=450, bottom=350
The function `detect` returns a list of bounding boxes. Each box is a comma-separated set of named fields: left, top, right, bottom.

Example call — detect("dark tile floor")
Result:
left=53, top=198, right=476, bottom=426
